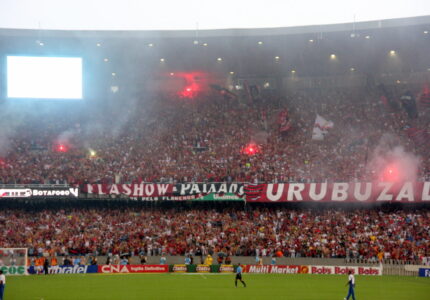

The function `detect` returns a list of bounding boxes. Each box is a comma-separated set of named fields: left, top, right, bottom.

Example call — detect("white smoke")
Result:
left=367, top=134, right=421, bottom=183
left=57, top=129, right=77, bottom=145
left=0, top=103, right=26, bottom=156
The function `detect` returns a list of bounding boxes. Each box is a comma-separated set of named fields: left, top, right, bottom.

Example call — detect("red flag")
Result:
left=405, top=127, right=429, bottom=148
left=278, top=109, right=291, bottom=133
left=380, top=95, right=389, bottom=108
left=420, top=83, right=430, bottom=107
left=277, top=109, right=288, bottom=124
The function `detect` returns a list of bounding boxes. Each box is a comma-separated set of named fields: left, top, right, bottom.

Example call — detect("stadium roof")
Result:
left=0, top=15, right=429, bottom=38
left=1, top=0, right=430, bottom=31
left=0, top=16, right=429, bottom=96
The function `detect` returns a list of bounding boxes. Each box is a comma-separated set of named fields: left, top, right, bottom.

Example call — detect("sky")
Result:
left=0, top=0, right=430, bottom=31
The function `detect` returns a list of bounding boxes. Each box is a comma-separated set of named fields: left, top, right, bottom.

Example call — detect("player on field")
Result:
left=235, top=264, right=246, bottom=288
left=344, top=270, right=356, bottom=300
left=0, top=270, right=5, bottom=300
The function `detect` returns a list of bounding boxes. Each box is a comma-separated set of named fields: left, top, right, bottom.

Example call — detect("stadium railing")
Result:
left=0, top=184, right=70, bottom=188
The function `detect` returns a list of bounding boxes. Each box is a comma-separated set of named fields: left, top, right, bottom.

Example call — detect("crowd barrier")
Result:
left=25, top=264, right=383, bottom=276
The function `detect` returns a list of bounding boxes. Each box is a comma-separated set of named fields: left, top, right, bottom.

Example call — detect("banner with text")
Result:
left=28, top=265, right=98, bottom=275
left=81, top=182, right=430, bottom=202
left=418, top=268, right=430, bottom=277
left=0, top=265, right=27, bottom=275
left=245, top=182, right=430, bottom=203
left=82, top=184, right=173, bottom=198
left=219, top=265, right=234, bottom=273
left=0, top=187, right=79, bottom=199
left=172, top=264, right=187, bottom=273
left=245, top=265, right=308, bottom=274
left=82, top=183, right=244, bottom=201
left=98, top=264, right=169, bottom=274
left=196, top=264, right=211, bottom=273
left=309, top=265, right=382, bottom=275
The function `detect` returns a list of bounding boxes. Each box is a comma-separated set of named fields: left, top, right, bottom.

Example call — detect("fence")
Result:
left=22, top=256, right=427, bottom=277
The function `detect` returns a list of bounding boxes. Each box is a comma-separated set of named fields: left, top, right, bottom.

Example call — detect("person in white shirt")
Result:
left=344, top=270, right=356, bottom=300
left=0, top=270, right=5, bottom=300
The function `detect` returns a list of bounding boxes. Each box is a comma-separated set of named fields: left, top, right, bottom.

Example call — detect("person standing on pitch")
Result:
left=43, top=257, right=50, bottom=275
left=0, top=270, right=5, bottom=300
left=235, top=264, right=246, bottom=288
left=344, top=270, right=356, bottom=300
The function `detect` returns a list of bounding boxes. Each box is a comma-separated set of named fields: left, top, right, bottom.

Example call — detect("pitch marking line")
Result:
left=171, top=273, right=233, bottom=276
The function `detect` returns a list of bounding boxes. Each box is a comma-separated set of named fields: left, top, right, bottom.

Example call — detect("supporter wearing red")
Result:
left=0, top=207, right=428, bottom=263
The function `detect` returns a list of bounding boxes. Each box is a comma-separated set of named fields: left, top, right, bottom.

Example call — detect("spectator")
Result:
left=0, top=86, right=427, bottom=184
left=160, top=254, right=167, bottom=265
left=1, top=207, right=428, bottom=263
left=271, top=256, right=277, bottom=265
left=204, top=254, right=213, bottom=265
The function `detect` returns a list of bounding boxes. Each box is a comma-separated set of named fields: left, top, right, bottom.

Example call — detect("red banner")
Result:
left=245, top=182, right=430, bottom=203
left=98, top=265, right=169, bottom=274
left=243, top=265, right=380, bottom=275
left=83, top=184, right=173, bottom=198
left=245, top=265, right=308, bottom=274
left=309, top=265, right=382, bottom=276
left=81, top=182, right=430, bottom=203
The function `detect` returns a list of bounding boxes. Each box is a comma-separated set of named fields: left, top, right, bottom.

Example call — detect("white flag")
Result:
left=312, top=114, right=334, bottom=140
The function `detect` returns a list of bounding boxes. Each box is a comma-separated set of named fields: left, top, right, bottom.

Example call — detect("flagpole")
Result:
left=243, top=183, right=247, bottom=210
left=364, top=139, right=369, bottom=167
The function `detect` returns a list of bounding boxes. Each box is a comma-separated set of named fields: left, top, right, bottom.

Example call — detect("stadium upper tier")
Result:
left=0, top=86, right=429, bottom=184
left=0, top=16, right=429, bottom=184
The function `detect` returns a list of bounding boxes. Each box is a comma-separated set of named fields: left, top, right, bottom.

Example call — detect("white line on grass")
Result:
left=170, top=273, right=233, bottom=276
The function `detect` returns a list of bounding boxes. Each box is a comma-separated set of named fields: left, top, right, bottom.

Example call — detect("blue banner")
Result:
left=418, top=268, right=430, bottom=277
left=28, top=265, right=98, bottom=274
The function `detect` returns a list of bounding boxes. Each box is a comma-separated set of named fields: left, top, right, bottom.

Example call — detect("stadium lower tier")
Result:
left=1, top=207, right=429, bottom=262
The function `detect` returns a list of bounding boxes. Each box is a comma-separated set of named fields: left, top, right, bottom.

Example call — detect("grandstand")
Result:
left=0, top=2, right=430, bottom=300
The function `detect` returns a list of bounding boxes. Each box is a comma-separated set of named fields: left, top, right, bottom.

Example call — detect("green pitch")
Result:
left=5, top=273, right=430, bottom=300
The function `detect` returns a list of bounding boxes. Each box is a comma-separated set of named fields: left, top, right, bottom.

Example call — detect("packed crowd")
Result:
left=0, top=84, right=429, bottom=184
left=1, top=208, right=429, bottom=263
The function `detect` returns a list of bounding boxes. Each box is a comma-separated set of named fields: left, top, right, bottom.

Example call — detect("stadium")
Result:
left=0, top=1, right=430, bottom=299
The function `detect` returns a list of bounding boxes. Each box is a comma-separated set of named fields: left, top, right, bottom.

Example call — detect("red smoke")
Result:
left=242, top=143, right=260, bottom=156
left=54, top=144, right=68, bottom=153
left=381, top=164, right=399, bottom=182
left=174, top=72, right=206, bottom=99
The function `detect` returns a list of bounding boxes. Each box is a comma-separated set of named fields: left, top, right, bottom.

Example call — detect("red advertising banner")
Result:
left=245, top=265, right=308, bottom=274
left=309, top=266, right=382, bottom=276
left=83, top=184, right=173, bottom=198
left=98, top=265, right=169, bottom=274
left=245, top=182, right=430, bottom=203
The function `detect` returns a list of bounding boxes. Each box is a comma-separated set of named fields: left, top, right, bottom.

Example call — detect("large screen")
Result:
left=6, top=56, right=83, bottom=99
